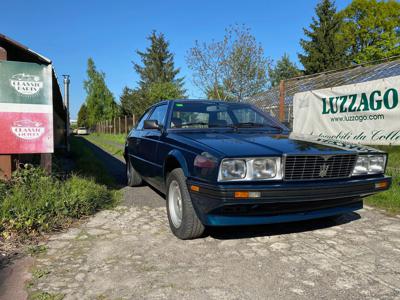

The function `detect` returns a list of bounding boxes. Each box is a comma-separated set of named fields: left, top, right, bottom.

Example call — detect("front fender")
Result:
left=164, top=149, right=191, bottom=179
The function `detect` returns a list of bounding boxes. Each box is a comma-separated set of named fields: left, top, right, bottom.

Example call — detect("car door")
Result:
left=127, top=108, right=152, bottom=177
left=138, top=103, right=169, bottom=186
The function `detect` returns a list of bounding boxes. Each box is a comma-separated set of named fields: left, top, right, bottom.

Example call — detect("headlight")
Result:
left=219, top=159, right=246, bottom=181
left=352, top=154, right=386, bottom=176
left=253, top=158, right=277, bottom=179
left=218, top=157, right=282, bottom=181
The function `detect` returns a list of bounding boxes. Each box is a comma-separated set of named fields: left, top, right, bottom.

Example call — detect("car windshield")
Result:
left=170, top=102, right=283, bottom=130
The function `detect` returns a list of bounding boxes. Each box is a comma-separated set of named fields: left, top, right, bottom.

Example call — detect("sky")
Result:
left=1, top=0, right=352, bottom=119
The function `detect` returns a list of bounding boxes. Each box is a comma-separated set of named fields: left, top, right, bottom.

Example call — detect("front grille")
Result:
left=284, top=154, right=357, bottom=181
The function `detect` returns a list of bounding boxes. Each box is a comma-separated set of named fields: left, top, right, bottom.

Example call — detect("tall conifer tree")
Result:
left=133, top=31, right=185, bottom=94
left=298, top=0, right=347, bottom=74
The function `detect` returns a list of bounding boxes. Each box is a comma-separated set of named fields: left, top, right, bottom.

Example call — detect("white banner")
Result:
left=293, top=75, right=400, bottom=145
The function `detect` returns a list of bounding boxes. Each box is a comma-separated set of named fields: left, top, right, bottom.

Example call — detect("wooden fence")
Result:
left=95, top=115, right=136, bottom=135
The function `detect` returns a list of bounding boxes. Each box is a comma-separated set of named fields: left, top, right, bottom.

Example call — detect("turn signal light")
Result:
left=190, top=185, right=200, bottom=192
left=234, top=191, right=261, bottom=198
left=375, top=181, right=389, bottom=189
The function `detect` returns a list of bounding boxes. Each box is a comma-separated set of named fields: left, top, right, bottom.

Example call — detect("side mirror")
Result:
left=144, top=120, right=160, bottom=130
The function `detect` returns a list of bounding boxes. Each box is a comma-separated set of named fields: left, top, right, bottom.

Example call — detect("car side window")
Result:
left=216, top=111, right=233, bottom=125
left=232, top=108, right=268, bottom=124
left=147, top=104, right=168, bottom=127
left=136, top=109, right=151, bottom=131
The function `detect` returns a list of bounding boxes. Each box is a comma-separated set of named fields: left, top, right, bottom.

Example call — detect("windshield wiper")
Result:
left=181, top=122, right=209, bottom=127
left=231, top=122, right=284, bottom=131
left=235, top=122, right=264, bottom=128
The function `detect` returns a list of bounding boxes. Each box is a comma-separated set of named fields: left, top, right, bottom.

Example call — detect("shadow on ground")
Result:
left=207, top=212, right=361, bottom=240
left=78, top=136, right=126, bottom=187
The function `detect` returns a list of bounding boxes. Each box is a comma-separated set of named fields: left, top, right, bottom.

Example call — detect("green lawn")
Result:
left=89, top=133, right=126, bottom=145
left=84, top=133, right=126, bottom=159
left=365, top=146, right=400, bottom=215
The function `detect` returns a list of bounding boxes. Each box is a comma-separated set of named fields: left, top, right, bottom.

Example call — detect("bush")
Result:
left=0, top=167, right=116, bottom=236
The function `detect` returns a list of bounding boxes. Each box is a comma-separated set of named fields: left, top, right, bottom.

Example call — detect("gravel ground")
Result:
left=27, top=140, right=400, bottom=299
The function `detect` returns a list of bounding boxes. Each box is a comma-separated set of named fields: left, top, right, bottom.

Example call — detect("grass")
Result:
left=0, top=136, right=120, bottom=238
left=84, top=133, right=125, bottom=159
left=26, top=244, right=47, bottom=256
left=70, top=135, right=119, bottom=186
left=97, top=133, right=126, bottom=144
left=29, top=291, right=64, bottom=300
left=365, top=146, right=400, bottom=214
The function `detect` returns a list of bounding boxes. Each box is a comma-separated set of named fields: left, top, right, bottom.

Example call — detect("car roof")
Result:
left=156, top=99, right=245, bottom=106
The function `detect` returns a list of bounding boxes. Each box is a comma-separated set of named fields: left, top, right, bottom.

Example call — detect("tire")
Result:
left=126, top=158, right=142, bottom=187
left=166, top=168, right=205, bottom=239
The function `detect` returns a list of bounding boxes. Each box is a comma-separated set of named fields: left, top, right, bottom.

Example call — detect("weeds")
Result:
left=29, top=291, right=64, bottom=300
left=26, top=244, right=47, bottom=256
left=0, top=136, right=120, bottom=238
left=0, top=168, right=116, bottom=236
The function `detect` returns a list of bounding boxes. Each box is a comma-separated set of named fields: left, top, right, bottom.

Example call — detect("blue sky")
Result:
left=1, top=0, right=351, bottom=119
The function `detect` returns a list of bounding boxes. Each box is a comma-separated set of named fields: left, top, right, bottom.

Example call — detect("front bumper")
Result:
left=187, top=175, right=391, bottom=226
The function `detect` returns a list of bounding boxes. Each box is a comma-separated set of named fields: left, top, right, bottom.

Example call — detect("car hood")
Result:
left=176, top=131, right=380, bottom=157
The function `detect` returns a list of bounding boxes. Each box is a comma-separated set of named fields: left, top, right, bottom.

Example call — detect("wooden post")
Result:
left=40, top=153, right=52, bottom=175
left=0, top=46, right=12, bottom=180
left=279, top=80, right=286, bottom=122
left=0, top=156, right=12, bottom=180
left=113, top=118, right=116, bottom=135
left=132, top=115, right=136, bottom=128
left=118, top=117, right=121, bottom=135
left=125, top=116, right=128, bottom=134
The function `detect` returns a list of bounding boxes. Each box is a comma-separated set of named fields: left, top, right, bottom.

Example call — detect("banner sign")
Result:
left=0, top=61, right=53, bottom=153
left=293, top=75, right=400, bottom=145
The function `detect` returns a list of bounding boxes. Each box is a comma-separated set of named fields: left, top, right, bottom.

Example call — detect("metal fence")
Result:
left=248, top=57, right=400, bottom=127
left=95, top=115, right=136, bottom=135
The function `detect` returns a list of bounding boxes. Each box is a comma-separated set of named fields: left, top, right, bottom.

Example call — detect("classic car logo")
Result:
left=11, top=120, right=45, bottom=140
left=319, top=164, right=330, bottom=177
left=321, top=155, right=333, bottom=161
left=10, top=73, right=43, bottom=96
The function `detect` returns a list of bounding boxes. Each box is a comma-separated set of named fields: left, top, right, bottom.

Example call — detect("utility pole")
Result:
left=63, top=75, right=70, bottom=152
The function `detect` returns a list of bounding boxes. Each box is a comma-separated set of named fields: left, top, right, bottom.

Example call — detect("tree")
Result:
left=133, top=31, right=185, bottom=94
left=338, top=0, right=400, bottom=63
left=299, top=0, right=348, bottom=74
left=187, top=24, right=270, bottom=101
left=83, top=58, right=118, bottom=126
left=120, top=87, right=136, bottom=116
left=77, top=104, right=88, bottom=127
left=206, top=85, right=227, bottom=100
left=268, top=54, right=302, bottom=87
left=119, top=87, right=145, bottom=118
left=145, top=82, right=184, bottom=103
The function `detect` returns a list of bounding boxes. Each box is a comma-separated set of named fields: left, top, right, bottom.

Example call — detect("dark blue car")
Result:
left=124, top=99, right=391, bottom=239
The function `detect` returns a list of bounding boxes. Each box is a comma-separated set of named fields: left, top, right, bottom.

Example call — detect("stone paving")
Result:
left=29, top=186, right=400, bottom=300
